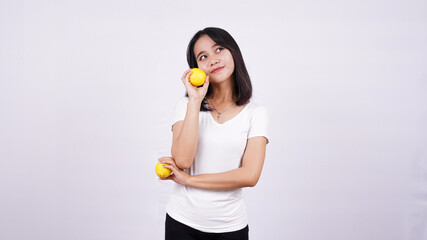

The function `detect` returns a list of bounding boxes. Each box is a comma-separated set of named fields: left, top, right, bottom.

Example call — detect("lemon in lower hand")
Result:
left=189, top=68, right=206, bottom=86
left=155, top=162, right=172, bottom=178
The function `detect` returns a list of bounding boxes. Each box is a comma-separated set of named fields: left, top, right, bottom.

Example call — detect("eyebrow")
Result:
left=196, top=43, right=221, bottom=59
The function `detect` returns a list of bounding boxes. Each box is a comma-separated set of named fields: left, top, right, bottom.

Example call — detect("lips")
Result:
left=211, top=66, right=224, bottom=74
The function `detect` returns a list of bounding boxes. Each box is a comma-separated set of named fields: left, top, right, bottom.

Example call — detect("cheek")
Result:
left=198, top=65, right=209, bottom=74
left=196, top=61, right=208, bottom=71
left=225, top=54, right=235, bottom=70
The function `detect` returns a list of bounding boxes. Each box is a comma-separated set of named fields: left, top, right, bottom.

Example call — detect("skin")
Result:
left=161, top=34, right=267, bottom=190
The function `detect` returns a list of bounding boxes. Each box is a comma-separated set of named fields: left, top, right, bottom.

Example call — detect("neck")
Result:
left=209, top=77, right=235, bottom=104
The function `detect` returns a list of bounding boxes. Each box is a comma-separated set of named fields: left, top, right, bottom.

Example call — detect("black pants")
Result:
left=165, top=214, right=249, bottom=240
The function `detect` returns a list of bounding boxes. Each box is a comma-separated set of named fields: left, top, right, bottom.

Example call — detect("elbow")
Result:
left=171, top=147, right=194, bottom=170
left=176, top=160, right=192, bottom=170
left=171, top=154, right=192, bottom=170
left=241, top=168, right=261, bottom=188
left=246, top=177, right=260, bottom=188
left=247, top=181, right=257, bottom=188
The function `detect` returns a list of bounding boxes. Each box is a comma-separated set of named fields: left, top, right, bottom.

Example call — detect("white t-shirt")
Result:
left=166, top=97, right=269, bottom=233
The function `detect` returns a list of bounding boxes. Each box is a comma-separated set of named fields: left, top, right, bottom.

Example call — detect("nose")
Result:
left=210, top=58, right=219, bottom=66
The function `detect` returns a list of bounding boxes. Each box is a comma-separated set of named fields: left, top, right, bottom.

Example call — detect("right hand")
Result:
left=158, top=157, right=191, bottom=186
left=181, top=69, right=210, bottom=104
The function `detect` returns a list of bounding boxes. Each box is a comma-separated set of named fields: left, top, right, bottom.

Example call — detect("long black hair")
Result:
left=186, top=27, right=252, bottom=111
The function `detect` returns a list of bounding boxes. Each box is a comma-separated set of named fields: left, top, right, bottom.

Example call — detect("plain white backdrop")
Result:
left=1, top=0, right=426, bottom=239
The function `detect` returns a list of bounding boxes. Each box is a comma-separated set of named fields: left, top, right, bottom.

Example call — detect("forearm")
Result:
left=185, top=138, right=267, bottom=190
left=161, top=137, right=267, bottom=189
left=171, top=101, right=200, bottom=169
left=186, top=167, right=259, bottom=190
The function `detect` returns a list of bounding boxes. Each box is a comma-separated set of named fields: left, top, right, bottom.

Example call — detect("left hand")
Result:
left=158, top=157, right=191, bottom=186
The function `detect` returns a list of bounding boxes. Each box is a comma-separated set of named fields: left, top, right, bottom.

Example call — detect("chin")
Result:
left=211, top=74, right=233, bottom=84
left=210, top=77, right=227, bottom=84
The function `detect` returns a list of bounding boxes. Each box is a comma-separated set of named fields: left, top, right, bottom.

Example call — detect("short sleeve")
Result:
left=247, top=106, right=269, bottom=143
left=171, top=97, right=189, bottom=127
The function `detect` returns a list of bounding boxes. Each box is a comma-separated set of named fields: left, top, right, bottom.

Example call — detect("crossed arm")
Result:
left=161, top=132, right=267, bottom=191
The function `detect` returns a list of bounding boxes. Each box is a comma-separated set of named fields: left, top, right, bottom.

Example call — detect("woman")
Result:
left=159, top=27, right=269, bottom=240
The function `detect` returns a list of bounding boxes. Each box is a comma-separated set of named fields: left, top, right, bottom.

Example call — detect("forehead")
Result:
left=194, top=35, right=217, bottom=53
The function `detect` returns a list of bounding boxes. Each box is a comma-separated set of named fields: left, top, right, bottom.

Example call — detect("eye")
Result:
left=199, top=55, right=207, bottom=61
left=216, top=47, right=224, bottom=53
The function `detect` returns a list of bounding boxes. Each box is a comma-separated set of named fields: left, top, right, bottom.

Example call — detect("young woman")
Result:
left=159, top=27, right=269, bottom=240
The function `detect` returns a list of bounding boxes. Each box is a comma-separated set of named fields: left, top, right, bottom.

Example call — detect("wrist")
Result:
left=184, top=175, right=193, bottom=187
left=187, top=99, right=202, bottom=108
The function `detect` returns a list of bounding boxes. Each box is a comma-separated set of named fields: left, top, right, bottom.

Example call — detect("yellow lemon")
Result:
left=155, top=162, right=172, bottom=178
left=189, top=68, right=206, bottom=86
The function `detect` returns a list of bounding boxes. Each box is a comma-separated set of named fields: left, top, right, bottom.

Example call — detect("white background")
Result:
left=1, top=0, right=426, bottom=239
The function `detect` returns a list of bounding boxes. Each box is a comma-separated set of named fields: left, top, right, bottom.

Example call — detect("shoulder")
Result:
left=245, top=101, right=268, bottom=117
left=172, top=97, right=190, bottom=124
left=245, top=100, right=269, bottom=141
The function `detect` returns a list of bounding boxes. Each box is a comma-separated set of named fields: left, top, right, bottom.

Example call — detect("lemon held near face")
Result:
left=189, top=68, right=206, bottom=87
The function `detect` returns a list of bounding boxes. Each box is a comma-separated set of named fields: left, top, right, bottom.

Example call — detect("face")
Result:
left=193, top=35, right=235, bottom=84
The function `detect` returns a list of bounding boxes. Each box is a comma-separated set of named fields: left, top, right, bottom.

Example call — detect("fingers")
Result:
left=159, top=157, right=177, bottom=168
left=159, top=175, right=173, bottom=180
left=202, top=75, right=210, bottom=90
left=181, top=69, right=199, bottom=95
left=161, top=163, right=176, bottom=171
left=181, top=69, right=191, bottom=79
left=158, top=156, right=172, bottom=162
left=160, top=162, right=182, bottom=180
left=181, top=69, right=192, bottom=84
left=157, top=157, right=175, bottom=180
left=180, top=69, right=209, bottom=103
left=157, top=157, right=189, bottom=186
left=159, top=157, right=182, bottom=173
left=159, top=157, right=180, bottom=174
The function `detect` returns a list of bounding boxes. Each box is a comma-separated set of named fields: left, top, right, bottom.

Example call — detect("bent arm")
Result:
left=171, top=100, right=201, bottom=169
left=186, top=136, right=267, bottom=190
